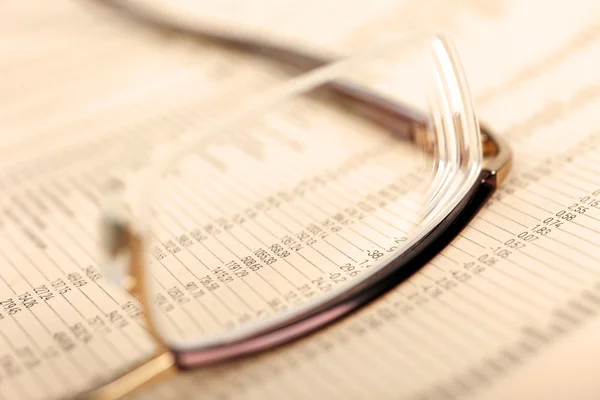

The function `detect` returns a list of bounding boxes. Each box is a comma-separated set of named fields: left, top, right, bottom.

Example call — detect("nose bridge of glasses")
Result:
left=101, top=217, right=134, bottom=290
left=99, top=180, right=172, bottom=355
left=99, top=181, right=137, bottom=293
left=100, top=213, right=171, bottom=347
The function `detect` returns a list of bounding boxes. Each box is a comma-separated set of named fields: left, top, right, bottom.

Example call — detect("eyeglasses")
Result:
left=80, top=3, right=511, bottom=399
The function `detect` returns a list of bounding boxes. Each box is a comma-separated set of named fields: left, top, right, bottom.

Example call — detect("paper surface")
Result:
left=2, top=0, right=600, bottom=399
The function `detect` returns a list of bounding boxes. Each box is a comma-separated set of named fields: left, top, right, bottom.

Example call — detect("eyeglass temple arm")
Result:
left=87, top=0, right=511, bottom=187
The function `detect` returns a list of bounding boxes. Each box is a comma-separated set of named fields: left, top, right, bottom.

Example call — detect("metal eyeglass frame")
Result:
left=79, top=2, right=512, bottom=399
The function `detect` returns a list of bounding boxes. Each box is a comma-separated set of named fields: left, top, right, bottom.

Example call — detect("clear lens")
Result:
left=106, top=36, right=482, bottom=350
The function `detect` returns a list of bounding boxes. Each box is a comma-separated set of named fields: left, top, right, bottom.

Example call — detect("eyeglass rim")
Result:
left=134, top=39, right=506, bottom=357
